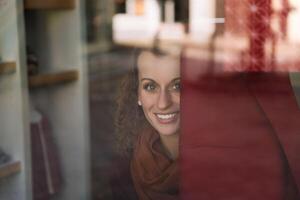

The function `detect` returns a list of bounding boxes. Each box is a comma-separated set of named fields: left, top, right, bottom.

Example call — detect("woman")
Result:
left=112, top=45, right=181, bottom=200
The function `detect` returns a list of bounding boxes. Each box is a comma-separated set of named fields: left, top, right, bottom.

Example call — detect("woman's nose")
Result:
left=157, top=89, right=172, bottom=110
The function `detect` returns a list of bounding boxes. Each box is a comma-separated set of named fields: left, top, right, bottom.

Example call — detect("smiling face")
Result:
left=137, top=51, right=180, bottom=137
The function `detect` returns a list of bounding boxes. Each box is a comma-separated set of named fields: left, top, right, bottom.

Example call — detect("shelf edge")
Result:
left=0, top=62, right=17, bottom=75
left=0, top=161, right=21, bottom=179
left=28, top=69, right=79, bottom=88
left=24, top=0, right=75, bottom=10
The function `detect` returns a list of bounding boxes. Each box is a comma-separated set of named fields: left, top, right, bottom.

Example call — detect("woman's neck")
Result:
left=159, top=134, right=179, bottom=160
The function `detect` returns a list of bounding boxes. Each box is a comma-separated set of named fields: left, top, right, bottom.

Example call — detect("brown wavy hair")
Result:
left=114, top=44, right=182, bottom=157
left=114, top=48, right=145, bottom=157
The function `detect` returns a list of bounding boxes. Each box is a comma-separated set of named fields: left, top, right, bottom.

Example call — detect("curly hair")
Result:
left=114, top=48, right=145, bottom=157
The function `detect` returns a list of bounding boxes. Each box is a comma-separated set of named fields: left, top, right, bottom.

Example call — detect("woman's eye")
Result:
left=143, top=83, right=156, bottom=91
left=172, top=82, right=180, bottom=91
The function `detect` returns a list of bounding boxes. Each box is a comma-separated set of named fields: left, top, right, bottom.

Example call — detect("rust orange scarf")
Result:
left=130, top=129, right=179, bottom=200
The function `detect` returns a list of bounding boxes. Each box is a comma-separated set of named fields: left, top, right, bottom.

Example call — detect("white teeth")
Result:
left=156, top=113, right=176, bottom=120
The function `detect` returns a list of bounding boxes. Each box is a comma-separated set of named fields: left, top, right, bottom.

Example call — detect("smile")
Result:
left=155, top=112, right=179, bottom=124
left=156, top=113, right=176, bottom=119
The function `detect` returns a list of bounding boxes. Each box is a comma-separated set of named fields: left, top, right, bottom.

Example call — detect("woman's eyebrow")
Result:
left=141, top=77, right=180, bottom=81
left=141, top=78, right=155, bottom=82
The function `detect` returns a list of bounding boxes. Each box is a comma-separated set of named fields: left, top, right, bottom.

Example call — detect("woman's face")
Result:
left=137, top=51, right=180, bottom=136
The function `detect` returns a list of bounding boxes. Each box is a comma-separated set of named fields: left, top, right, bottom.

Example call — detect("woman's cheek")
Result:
left=140, top=93, right=155, bottom=108
left=172, top=93, right=180, bottom=104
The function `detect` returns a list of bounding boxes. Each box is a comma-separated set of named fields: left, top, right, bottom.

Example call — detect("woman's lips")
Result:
left=155, top=112, right=179, bottom=124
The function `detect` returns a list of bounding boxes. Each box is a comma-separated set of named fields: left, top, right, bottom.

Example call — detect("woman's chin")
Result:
left=155, top=126, right=180, bottom=137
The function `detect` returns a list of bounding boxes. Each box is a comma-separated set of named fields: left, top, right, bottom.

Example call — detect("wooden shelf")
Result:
left=24, top=0, right=75, bottom=10
left=0, top=62, right=16, bottom=75
left=28, top=69, right=78, bottom=88
left=0, top=161, right=21, bottom=179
